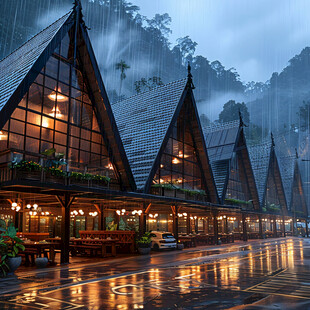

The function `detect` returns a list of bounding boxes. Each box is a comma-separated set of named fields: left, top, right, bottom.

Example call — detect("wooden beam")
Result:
left=94, top=204, right=101, bottom=214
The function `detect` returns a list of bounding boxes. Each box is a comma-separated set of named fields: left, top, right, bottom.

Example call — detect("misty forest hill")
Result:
left=0, top=0, right=309, bottom=142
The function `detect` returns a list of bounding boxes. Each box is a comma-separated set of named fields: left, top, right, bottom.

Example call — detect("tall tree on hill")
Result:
left=115, top=60, right=130, bottom=96
left=174, top=36, right=197, bottom=65
left=147, top=13, right=172, bottom=46
left=219, top=100, right=250, bottom=124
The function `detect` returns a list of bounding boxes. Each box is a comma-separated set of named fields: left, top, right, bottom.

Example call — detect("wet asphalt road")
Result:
left=0, top=238, right=310, bottom=309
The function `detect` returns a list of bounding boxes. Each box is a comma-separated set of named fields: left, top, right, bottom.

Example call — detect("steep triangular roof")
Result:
left=203, top=120, right=240, bottom=196
left=112, top=78, right=218, bottom=202
left=248, top=142, right=272, bottom=204
left=0, top=6, right=135, bottom=190
left=113, top=79, right=187, bottom=189
left=203, top=119, right=260, bottom=209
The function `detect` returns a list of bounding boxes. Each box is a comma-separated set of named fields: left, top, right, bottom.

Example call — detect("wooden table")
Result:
left=22, top=242, right=56, bottom=265
left=70, top=238, right=118, bottom=258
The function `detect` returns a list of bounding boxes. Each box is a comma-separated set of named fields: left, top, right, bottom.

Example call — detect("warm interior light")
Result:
left=42, top=119, right=49, bottom=128
left=160, top=164, right=164, bottom=168
left=26, top=204, right=31, bottom=209
left=33, top=203, right=38, bottom=210
left=172, top=158, right=180, bottom=164
left=48, top=88, right=67, bottom=102
left=178, top=151, right=189, bottom=158
left=106, top=163, right=114, bottom=170
left=0, top=131, right=7, bottom=140
left=11, top=202, right=17, bottom=208
left=49, top=106, right=63, bottom=118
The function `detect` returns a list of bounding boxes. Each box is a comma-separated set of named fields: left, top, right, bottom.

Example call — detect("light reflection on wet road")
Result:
left=1, top=238, right=310, bottom=309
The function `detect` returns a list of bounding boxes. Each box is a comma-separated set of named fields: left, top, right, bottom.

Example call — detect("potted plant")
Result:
left=0, top=231, right=9, bottom=277
left=1, top=223, right=25, bottom=275
left=136, top=232, right=152, bottom=255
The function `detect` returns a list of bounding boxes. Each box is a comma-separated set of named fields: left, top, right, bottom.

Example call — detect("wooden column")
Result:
left=258, top=214, right=263, bottom=239
left=242, top=213, right=248, bottom=241
left=282, top=216, right=286, bottom=237
left=57, top=194, right=74, bottom=264
left=305, top=220, right=309, bottom=238
left=273, top=216, right=277, bottom=238
left=186, top=215, right=191, bottom=234
left=212, top=211, right=219, bottom=245
left=224, top=217, right=228, bottom=234
left=172, top=206, right=179, bottom=243
left=139, top=205, right=147, bottom=237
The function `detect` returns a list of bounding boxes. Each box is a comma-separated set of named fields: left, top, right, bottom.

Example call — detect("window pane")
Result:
left=44, top=76, right=57, bottom=91
left=55, top=132, right=67, bottom=145
left=46, top=56, right=58, bottom=79
left=10, top=119, right=25, bottom=135
left=81, top=103, right=92, bottom=129
left=69, top=136, right=79, bottom=149
left=42, top=116, right=54, bottom=130
left=11, top=108, right=26, bottom=121
left=28, top=84, right=43, bottom=112
left=41, top=127, right=54, bottom=141
left=25, top=137, right=39, bottom=153
left=70, top=125, right=80, bottom=137
left=34, top=73, right=44, bottom=85
left=92, top=113, right=100, bottom=132
left=27, top=112, right=41, bottom=127
left=55, top=121, right=67, bottom=133
left=80, top=151, right=89, bottom=163
left=68, top=148, right=78, bottom=162
left=81, top=129, right=91, bottom=141
left=59, top=61, right=70, bottom=84
left=70, top=99, right=81, bottom=125
left=43, top=88, right=55, bottom=116
left=9, top=133, right=24, bottom=149
left=26, top=124, right=40, bottom=139
left=80, top=139, right=90, bottom=151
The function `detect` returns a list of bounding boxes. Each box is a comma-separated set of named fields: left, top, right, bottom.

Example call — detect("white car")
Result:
left=150, top=231, right=177, bottom=250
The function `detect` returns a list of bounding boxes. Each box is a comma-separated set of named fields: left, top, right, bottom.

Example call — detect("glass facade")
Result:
left=0, top=30, right=117, bottom=185
left=226, top=153, right=249, bottom=201
left=265, top=159, right=281, bottom=211
left=153, top=102, right=206, bottom=192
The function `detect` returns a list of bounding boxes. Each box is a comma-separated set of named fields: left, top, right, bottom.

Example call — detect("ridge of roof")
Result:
left=204, top=119, right=240, bottom=133
left=112, top=78, right=187, bottom=106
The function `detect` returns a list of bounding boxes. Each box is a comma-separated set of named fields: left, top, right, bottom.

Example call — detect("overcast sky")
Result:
left=133, top=0, right=310, bottom=83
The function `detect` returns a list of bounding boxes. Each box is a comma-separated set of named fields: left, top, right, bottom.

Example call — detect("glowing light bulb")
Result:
left=12, top=202, right=17, bottom=208
left=33, top=204, right=38, bottom=210
left=172, top=158, right=180, bottom=164
left=26, top=204, right=31, bottom=209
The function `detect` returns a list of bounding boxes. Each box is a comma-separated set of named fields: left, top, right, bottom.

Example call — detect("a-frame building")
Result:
left=203, top=118, right=260, bottom=211
left=0, top=2, right=137, bottom=263
left=0, top=3, right=135, bottom=191
left=249, top=135, right=288, bottom=216
left=112, top=67, right=218, bottom=204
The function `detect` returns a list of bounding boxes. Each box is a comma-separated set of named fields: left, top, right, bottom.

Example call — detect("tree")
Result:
left=218, top=100, right=250, bottom=124
left=134, top=76, right=163, bottom=93
left=146, top=13, right=172, bottom=47
left=115, top=60, right=130, bottom=96
left=174, top=36, right=197, bottom=65
left=298, top=101, right=310, bottom=131
left=200, top=114, right=211, bottom=128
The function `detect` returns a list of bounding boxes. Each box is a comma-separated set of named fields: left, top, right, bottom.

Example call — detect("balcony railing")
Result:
left=0, top=149, right=117, bottom=190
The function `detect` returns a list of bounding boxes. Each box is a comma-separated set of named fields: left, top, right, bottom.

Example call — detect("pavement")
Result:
left=0, top=237, right=309, bottom=309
